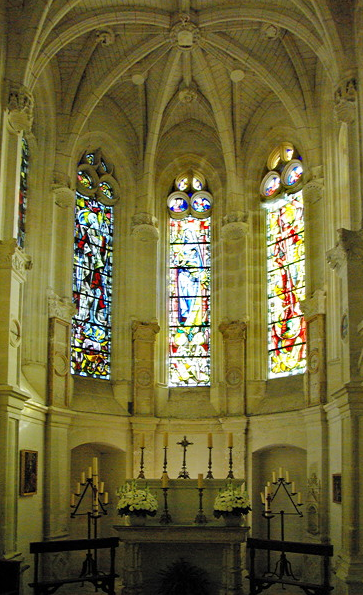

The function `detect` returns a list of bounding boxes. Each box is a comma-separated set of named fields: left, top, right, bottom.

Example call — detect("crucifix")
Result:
left=177, top=436, right=193, bottom=478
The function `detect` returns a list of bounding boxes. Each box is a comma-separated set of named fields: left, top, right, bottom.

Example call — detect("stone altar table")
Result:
left=114, top=524, right=249, bottom=595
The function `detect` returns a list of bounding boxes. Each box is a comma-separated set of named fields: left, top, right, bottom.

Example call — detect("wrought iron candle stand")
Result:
left=194, top=487, right=208, bottom=525
left=226, top=446, right=234, bottom=479
left=262, top=472, right=303, bottom=580
left=137, top=446, right=145, bottom=479
left=70, top=460, right=108, bottom=577
left=159, top=486, right=173, bottom=525
left=206, top=446, right=214, bottom=479
left=177, top=436, right=193, bottom=479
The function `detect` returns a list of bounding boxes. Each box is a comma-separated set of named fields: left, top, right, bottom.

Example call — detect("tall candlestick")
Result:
left=163, top=432, right=168, bottom=447
left=198, top=473, right=204, bottom=488
left=162, top=473, right=168, bottom=488
left=228, top=433, right=233, bottom=448
left=92, top=457, right=98, bottom=476
left=208, top=433, right=213, bottom=448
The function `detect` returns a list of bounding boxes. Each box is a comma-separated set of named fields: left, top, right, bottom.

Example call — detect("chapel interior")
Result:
left=1, top=1, right=363, bottom=594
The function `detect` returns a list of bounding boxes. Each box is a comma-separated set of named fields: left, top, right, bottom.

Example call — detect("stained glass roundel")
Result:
left=76, top=164, right=98, bottom=196
left=175, top=174, right=190, bottom=192
left=168, top=191, right=190, bottom=219
left=260, top=171, right=281, bottom=199
left=281, top=160, right=303, bottom=189
left=190, top=191, right=213, bottom=218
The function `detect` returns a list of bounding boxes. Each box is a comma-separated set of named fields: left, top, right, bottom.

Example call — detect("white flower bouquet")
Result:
left=213, top=482, right=251, bottom=518
left=116, top=480, right=158, bottom=517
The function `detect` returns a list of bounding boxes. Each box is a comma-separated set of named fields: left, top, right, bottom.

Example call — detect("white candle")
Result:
left=76, top=482, right=81, bottom=495
left=267, top=481, right=271, bottom=487
left=208, top=433, right=213, bottom=448
left=92, top=457, right=98, bottom=476
left=104, top=492, right=109, bottom=504
left=285, top=470, right=290, bottom=483
left=291, top=481, right=296, bottom=494
left=279, top=467, right=283, bottom=479
left=163, top=432, right=168, bottom=447
left=260, top=491, right=265, bottom=504
left=99, top=482, right=104, bottom=494
left=297, top=492, right=302, bottom=504
left=71, top=494, right=75, bottom=506
left=272, top=471, right=277, bottom=483
left=265, top=485, right=270, bottom=499
left=198, top=473, right=204, bottom=488
left=162, top=473, right=168, bottom=488
left=87, top=467, right=92, bottom=479
left=140, top=433, right=145, bottom=448
left=228, top=433, right=233, bottom=448
left=81, top=472, right=86, bottom=484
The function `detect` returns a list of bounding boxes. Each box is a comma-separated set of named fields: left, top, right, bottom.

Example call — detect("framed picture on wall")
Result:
left=20, top=450, right=38, bottom=496
left=332, top=473, right=341, bottom=503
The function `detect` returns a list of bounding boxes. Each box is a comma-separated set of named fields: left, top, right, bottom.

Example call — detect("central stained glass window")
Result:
left=168, top=173, right=212, bottom=386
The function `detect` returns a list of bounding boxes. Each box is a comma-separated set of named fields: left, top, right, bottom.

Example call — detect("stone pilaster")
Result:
left=132, top=321, right=160, bottom=416
left=48, top=291, right=76, bottom=408
left=219, top=320, right=247, bottom=415
left=327, top=228, right=363, bottom=385
left=301, top=290, right=326, bottom=406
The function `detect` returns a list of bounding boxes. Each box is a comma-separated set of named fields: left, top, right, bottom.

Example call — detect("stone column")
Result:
left=219, top=320, right=247, bottom=415
left=131, top=321, right=160, bottom=416
left=301, top=290, right=326, bottom=406
left=326, top=229, right=363, bottom=594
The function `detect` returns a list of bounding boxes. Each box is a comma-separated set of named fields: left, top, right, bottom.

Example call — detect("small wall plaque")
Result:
left=20, top=450, right=38, bottom=496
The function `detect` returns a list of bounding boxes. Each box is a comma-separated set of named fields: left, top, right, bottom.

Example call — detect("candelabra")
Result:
left=261, top=468, right=303, bottom=579
left=70, top=458, right=108, bottom=576
left=177, top=436, right=193, bottom=479
left=226, top=446, right=234, bottom=479
left=194, top=476, right=207, bottom=524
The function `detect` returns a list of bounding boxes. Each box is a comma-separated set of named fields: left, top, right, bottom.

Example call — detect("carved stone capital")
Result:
left=334, top=78, right=357, bottom=124
left=300, top=290, right=326, bottom=321
left=221, top=211, right=249, bottom=240
left=132, top=320, right=160, bottom=342
left=303, top=177, right=324, bottom=204
left=48, top=290, right=76, bottom=322
left=131, top=213, right=159, bottom=241
left=95, top=27, right=115, bottom=46
left=52, top=184, right=75, bottom=208
left=327, top=228, right=363, bottom=274
left=219, top=320, right=247, bottom=341
left=7, top=82, right=34, bottom=134
left=0, top=239, right=32, bottom=276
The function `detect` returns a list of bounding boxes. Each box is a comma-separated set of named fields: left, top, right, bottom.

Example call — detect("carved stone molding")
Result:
left=303, top=179, right=324, bottom=204
left=301, top=290, right=326, bottom=322
left=221, top=211, right=249, bottom=240
left=219, top=320, right=247, bottom=342
left=131, top=212, right=159, bottom=241
left=7, top=82, right=34, bottom=134
left=0, top=239, right=32, bottom=276
left=52, top=185, right=75, bottom=209
left=48, top=290, right=76, bottom=322
left=132, top=320, right=160, bottom=342
left=334, top=78, right=357, bottom=124
left=95, top=27, right=115, bottom=46
left=327, top=228, right=363, bottom=275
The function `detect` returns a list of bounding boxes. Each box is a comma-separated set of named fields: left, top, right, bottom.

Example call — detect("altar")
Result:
left=114, top=524, right=249, bottom=595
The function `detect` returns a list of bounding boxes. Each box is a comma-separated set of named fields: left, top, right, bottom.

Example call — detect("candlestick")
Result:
left=208, top=433, right=213, bottom=448
left=194, top=487, right=207, bottom=525
left=206, top=444, right=214, bottom=479
left=137, top=446, right=145, bottom=479
left=226, top=445, right=234, bottom=479
left=159, top=483, right=172, bottom=525
left=198, top=473, right=203, bottom=489
left=162, top=472, right=168, bottom=489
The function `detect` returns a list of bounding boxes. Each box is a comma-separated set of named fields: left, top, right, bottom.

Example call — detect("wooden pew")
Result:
left=247, top=537, right=334, bottom=595
left=29, top=537, right=119, bottom=595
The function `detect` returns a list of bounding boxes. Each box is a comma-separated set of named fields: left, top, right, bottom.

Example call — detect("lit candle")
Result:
left=260, top=491, right=265, bottom=504
left=71, top=494, right=75, bottom=506
left=140, top=433, right=145, bottom=448
left=81, top=472, right=86, bottom=484
left=76, top=482, right=81, bottom=495
left=285, top=470, right=290, bottom=483
left=267, top=481, right=271, bottom=487
left=99, top=482, right=104, bottom=494
left=228, top=433, right=233, bottom=448
left=279, top=467, right=283, bottom=479
left=162, top=473, right=168, bottom=488
left=291, top=481, right=296, bottom=494
left=104, top=492, right=109, bottom=504
left=208, top=433, right=213, bottom=448
left=265, top=485, right=270, bottom=499
left=297, top=492, right=302, bottom=504
left=92, top=457, right=98, bottom=476
left=272, top=471, right=277, bottom=483
left=198, top=473, right=204, bottom=488
left=87, top=467, right=92, bottom=479
left=163, top=432, right=168, bottom=447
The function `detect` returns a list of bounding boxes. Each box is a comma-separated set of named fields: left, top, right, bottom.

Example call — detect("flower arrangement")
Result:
left=213, top=482, right=251, bottom=518
left=116, top=480, right=158, bottom=517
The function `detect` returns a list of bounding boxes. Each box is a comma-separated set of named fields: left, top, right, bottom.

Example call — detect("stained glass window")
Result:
left=168, top=174, right=211, bottom=386
left=71, top=151, right=116, bottom=380
left=263, top=144, right=306, bottom=377
left=17, top=137, right=29, bottom=249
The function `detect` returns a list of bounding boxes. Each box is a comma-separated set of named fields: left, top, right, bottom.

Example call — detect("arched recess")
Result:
left=251, top=445, right=307, bottom=555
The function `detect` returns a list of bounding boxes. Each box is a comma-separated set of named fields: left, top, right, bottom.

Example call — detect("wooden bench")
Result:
left=247, top=537, right=334, bottom=595
left=29, top=537, right=119, bottom=595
